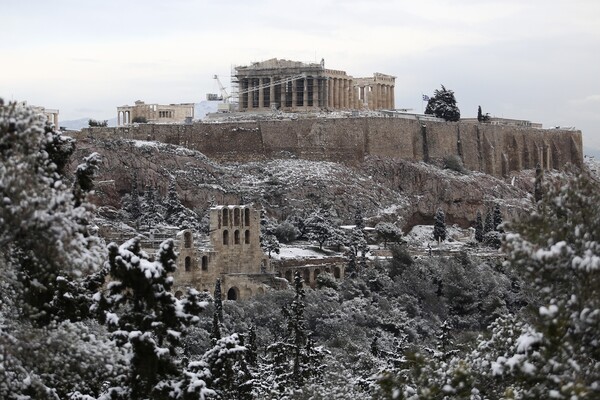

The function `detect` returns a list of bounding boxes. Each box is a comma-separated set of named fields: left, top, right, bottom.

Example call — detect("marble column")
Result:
left=247, top=79, right=254, bottom=110
left=280, top=79, right=286, bottom=109
left=327, top=78, right=333, bottom=108
left=303, top=78, right=308, bottom=108
left=313, top=78, right=319, bottom=108
left=270, top=77, right=275, bottom=109
left=258, top=78, right=264, bottom=109
left=390, top=85, right=395, bottom=109
left=292, top=78, right=297, bottom=109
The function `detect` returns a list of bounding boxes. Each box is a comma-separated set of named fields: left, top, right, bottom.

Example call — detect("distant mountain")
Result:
left=195, top=100, right=219, bottom=120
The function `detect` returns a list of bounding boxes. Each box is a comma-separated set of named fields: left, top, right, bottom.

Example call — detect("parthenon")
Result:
left=234, top=58, right=395, bottom=112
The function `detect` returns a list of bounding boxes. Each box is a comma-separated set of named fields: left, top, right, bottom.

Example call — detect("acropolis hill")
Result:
left=86, top=58, right=583, bottom=178
left=79, top=117, right=583, bottom=178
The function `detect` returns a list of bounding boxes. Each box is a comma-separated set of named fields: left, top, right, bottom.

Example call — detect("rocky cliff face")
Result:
left=70, top=137, right=539, bottom=231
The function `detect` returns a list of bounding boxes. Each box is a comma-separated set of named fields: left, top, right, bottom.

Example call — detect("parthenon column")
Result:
left=280, top=80, right=286, bottom=109
left=313, top=78, right=319, bottom=108
left=292, top=78, right=297, bottom=109
left=343, top=79, right=349, bottom=109
left=247, top=79, right=254, bottom=110
left=258, top=78, right=264, bottom=109
left=303, top=78, right=308, bottom=108
left=390, top=85, right=395, bottom=109
left=327, top=78, right=333, bottom=108
left=270, top=77, right=275, bottom=109
left=335, top=78, right=342, bottom=108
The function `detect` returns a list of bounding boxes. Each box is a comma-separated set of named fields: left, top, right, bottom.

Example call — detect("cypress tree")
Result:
left=475, top=210, right=484, bottom=243
left=493, top=203, right=503, bottom=233
left=433, top=208, right=447, bottom=242
left=214, top=278, right=223, bottom=323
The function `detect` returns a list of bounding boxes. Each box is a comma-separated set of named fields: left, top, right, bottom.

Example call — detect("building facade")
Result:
left=234, top=58, right=395, bottom=112
left=172, top=205, right=281, bottom=300
left=117, top=100, right=195, bottom=126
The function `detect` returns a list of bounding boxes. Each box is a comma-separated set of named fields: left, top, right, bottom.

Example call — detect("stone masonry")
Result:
left=172, top=205, right=281, bottom=300
left=117, top=100, right=195, bottom=126
left=79, top=117, right=583, bottom=179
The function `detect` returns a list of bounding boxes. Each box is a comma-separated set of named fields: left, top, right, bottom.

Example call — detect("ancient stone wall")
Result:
left=77, top=117, right=583, bottom=176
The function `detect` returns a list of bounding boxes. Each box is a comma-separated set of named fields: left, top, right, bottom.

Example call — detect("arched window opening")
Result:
left=201, top=255, right=208, bottom=271
left=285, top=270, right=292, bottom=282
left=303, top=269, right=310, bottom=284
left=234, top=208, right=240, bottom=226
left=184, top=256, right=191, bottom=272
left=244, top=208, right=250, bottom=226
left=222, top=208, right=229, bottom=226
left=184, top=231, right=192, bottom=248
left=223, top=230, right=229, bottom=245
left=227, top=287, right=239, bottom=301
left=245, top=230, right=250, bottom=244
left=334, top=266, right=341, bottom=279
left=234, top=230, right=240, bottom=245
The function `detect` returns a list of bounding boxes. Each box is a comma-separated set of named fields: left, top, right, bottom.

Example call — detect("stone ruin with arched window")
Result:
left=172, top=205, right=283, bottom=300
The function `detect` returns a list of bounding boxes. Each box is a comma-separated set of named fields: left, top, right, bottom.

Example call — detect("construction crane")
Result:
left=211, top=75, right=234, bottom=113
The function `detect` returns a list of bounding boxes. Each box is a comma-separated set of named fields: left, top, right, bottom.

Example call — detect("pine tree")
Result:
left=477, top=105, right=483, bottom=122
left=474, top=210, right=484, bottom=243
left=266, top=271, right=325, bottom=392
left=304, top=207, right=340, bottom=250
left=0, top=100, right=105, bottom=325
left=534, top=162, right=544, bottom=203
left=92, top=238, right=205, bottom=399
left=433, top=208, right=447, bottom=242
left=375, top=222, right=403, bottom=248
left=424, top=85, right=461, bottom=122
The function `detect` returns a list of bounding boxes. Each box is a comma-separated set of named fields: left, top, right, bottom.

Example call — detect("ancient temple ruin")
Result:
left=117, top=100, right=195, bottom=126
left=234, top=58, right=395, bottom=112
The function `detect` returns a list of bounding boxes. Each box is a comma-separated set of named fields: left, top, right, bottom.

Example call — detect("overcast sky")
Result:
left=2, top=0, right=599, bottom=152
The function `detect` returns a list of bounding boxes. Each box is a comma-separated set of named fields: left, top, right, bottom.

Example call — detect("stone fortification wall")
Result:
left=78, top=117, right=583, bottom=176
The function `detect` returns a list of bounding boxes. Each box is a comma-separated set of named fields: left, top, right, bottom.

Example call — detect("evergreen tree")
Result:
left=246, top=324, right=258, bottom=367
left=92, top=238, right=205, bottom=399
left=266, top=272, right=325, bottom=393
left=493, top=203, right=503, bottom=232
left=483, top=208, right=494, bottom=234
left=210, top=312, right=222, bottom=344
left=433, top=208, right=447, bottom=242
left=304, top=207, right=340, bottom=250
left=214, top=278, right=223, bottom=323
left=0, top=100, right=105, bottom=325
left=375, top=222, right=403, bottom=248
left=72, top=152, right=101, bottom=208
left=534, top=162, right=544, bottom=203
left=345, top=226, right=369, bottom=276
left=354, top=206, right=365, bottom=230
left=424, top=85, right=461, bottom=122
left=474, top=210, right=484, bottom=243
left=477, top=105, right=483, bottom=122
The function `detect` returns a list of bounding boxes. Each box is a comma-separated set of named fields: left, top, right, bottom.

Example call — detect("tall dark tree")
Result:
left=477, top=105, right=483, bottom=122
left=127, top=171, right=142, bottom=221
left=92, top=238, right=205, bottom=399
left=214, top=278, right=223, bottom=323
left=483, top=208, right=494, bottom=234
left=474, top=210, right=484, bottom=243
left=534, top=162, right=544, bottom=203
left=304, top=207, right=340, bottom=250
left=424, top=85, right=461, bottom=122
left=266, top=272, right=325, bottom=392
left=433, top=208, right=447, bottom=242
left=493, top=203, right=503, bottom=233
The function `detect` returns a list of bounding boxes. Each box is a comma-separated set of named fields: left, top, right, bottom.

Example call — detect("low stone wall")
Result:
left=76, top=117, right=583, bottom=177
